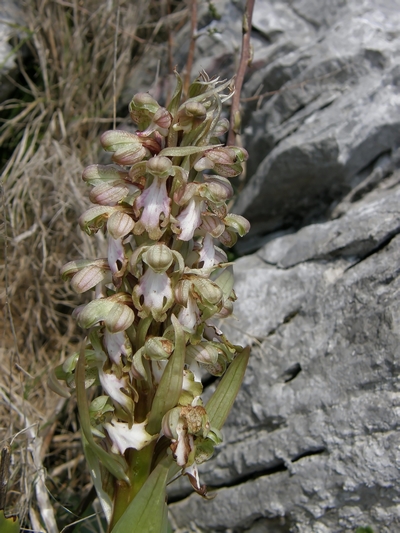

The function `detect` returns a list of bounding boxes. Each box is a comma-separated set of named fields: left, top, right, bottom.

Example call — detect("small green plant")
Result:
left=52, top=71, right=250, bottom=532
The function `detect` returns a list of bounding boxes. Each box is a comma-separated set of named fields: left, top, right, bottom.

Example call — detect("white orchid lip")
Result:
left=104, top=418, right=156, bottom=455
left=133, top=176, right=171, bottom=240
left=104, top=330, right=131, bottom=366
left=133, top=268, right=174, bottom=322
left=176, top=198, right=204, bottom=241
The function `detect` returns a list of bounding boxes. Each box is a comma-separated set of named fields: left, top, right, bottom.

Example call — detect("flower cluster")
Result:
left=55, top=71, right=250, bottom=523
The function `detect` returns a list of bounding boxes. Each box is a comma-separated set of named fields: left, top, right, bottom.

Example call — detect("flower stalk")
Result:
left=55, top=71, right=250, bottom=532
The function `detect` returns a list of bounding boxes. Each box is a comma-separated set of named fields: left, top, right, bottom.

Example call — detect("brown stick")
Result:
left=183, top=0, right=198, bottom=97
left=227, top=0, right=255, bottom=146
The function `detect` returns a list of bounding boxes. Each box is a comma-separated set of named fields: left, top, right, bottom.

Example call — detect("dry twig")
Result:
left=227, top=0, right=255, bottom=146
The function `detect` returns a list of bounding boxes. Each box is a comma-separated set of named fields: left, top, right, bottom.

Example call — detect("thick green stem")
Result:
left=109, top=440, right=157, bottom=532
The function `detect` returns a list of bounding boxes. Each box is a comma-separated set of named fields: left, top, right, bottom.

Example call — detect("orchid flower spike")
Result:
left=55, top=70, right=250, bottom=532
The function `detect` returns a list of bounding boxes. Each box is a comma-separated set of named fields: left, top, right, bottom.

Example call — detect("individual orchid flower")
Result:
left=131, top=243, right=183, bottom=322
left=197, top=234, right=227, bottom=269
left=74, top=293, right=135, bottom=332
left=175, top=275, right=223, bottom=331
left=133, top=266, right=174, bottom=322
left=100, top=130, right=148, bottom=166
left=132, top=157, right=174, bottom=240
left=173, top=101, right=207, bottom=133
left=61, top=259, right=110, bottom=294
left=194, top=146, right=248, bottom=177
left=173, top=176, right=233, bottom=241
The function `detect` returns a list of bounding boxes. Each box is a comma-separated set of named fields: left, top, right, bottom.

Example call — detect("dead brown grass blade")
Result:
left=1, top=0, right=188, bottom=529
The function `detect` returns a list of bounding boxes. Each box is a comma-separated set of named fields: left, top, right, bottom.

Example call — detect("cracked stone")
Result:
left=169, top=170, right=400, bottom=533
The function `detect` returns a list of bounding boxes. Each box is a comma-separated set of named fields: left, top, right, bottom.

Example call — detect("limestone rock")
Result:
left=169, top=174, right=400, bottom=533
left=236, top=0, right=400, bottom=247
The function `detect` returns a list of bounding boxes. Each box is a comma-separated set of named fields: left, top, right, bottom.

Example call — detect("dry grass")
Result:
left=0, top=0, right=188, bottom=530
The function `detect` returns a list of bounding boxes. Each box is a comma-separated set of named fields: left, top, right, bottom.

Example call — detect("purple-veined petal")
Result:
left=176, top=198, right=204, bottom=241
left=107, top=212, right=135, bottom=239
left=133, top=269, right=173, bottom=322
left=198, top=234, right=217, bottom=269
left=100, top=130, right=147, bottom=166
left=107, top=235, right=126, bottom=277
left=134, top=177, right=171, bottom=240
left=200, top=214, right=225, bottom=238
left=89, top=182, right=130, bottom=206
left=104, top=330, right=132, bottom=365
left=177, top=294, right=201, bottom=332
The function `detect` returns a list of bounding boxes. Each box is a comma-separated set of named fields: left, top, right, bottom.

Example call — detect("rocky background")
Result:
left=2, top=0, right=400, bottom=531
left=166, top=1, right=400, bottom=532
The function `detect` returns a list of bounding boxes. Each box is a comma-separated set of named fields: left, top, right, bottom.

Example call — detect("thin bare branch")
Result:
left=113, top=1, right=121, bottom=130
left=227, top=0, right=255, bottom=146
left=183, top=0, right=198, bottom=97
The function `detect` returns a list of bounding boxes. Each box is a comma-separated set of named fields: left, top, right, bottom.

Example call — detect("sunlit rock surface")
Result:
left=167, top=1, right=400, bottom=532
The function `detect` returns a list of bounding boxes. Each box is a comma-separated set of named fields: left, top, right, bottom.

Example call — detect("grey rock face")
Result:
left=170, top=173, right=400, bottom=532
left=235, top=0, right=400, bottom=247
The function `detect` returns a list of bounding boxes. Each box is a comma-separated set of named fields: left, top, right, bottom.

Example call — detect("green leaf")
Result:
left=213, top=266, right=234, bottom=300
left=47, top=368, right=71, bottom=398
left=147, top=315, right=185, bottom=435
left=111, top=456, right=172, bottom=533
left=159, top=144, right=218, bottom=158
left=167, top=71, right=183, bottom=116
left=0, top=511, right=20, bottom=533
left=75, top=342, right=129, bottom=484
left=81, top=433, right=113, bottom=524
left=206, top=346, right=250, bottom=430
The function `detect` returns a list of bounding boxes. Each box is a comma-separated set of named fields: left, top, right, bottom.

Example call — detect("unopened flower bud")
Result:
left=143, top=243, right=173, bottom=273
left=144, top=337, right=174, bottom=361
left=152, top=107, right=172, bottom=136
left=162, top=407, right=184, bottom=440
left=129, top=92, right=160, bottom=125
left=186, top=342, right=219, bottom=365
left=174, top=101, right=207, bottom=132
left=213, top=118, right=230, bottom=137
left=82, top=164, right=129, bottom=186
left=100, top=130, right=147, bottom=166
left=107, top=211, right=135, bottom=239
left=75, top=294, right=135, bottom=332
left=146, top=156, right=173, bottom=179
left=223, top=213, right=251, bottom=237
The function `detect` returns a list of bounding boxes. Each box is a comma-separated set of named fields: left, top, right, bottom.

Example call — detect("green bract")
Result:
left=55, top=71, right=250, bottom=532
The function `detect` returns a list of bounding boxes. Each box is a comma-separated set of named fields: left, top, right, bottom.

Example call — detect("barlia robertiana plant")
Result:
left=52, top=71, right=250, bottom=532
